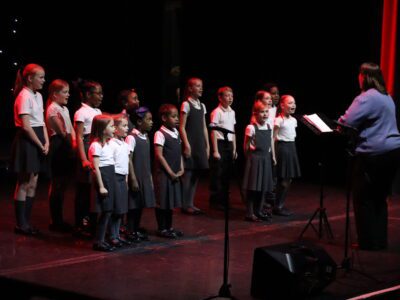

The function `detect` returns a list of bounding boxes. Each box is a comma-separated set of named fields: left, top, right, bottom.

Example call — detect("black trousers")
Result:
left=352, top=147, right=400, bottom=249
left=209, top=140, right=234, bottom=205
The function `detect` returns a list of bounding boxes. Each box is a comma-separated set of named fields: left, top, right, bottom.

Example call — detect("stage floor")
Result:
left=0, top=176, right=399, bottom=300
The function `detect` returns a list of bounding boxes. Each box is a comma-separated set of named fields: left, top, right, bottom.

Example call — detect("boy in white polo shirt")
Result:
left=209, top=86, right=237, bottom=210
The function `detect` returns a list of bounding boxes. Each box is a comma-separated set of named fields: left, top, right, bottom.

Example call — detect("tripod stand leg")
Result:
left=298, top=208, right=319, bottom=239
left=321, top=209, right=334, bottom=239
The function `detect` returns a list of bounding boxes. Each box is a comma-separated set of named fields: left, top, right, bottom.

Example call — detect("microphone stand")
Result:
left=204, top=125, right=237, bottom=300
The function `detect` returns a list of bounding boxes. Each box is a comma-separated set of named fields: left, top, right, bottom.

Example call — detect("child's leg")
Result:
left=23, top=173, right=39, bottom=232
left=182, top=170, right=201, bottom=212
left=245, top=191, right=259, bottom=221
left=274, top=178, right=293, bottom=216
left=155, top=208, right=166, bottom=232
left=94, top=211, right=112, bottom=246
left=109, top=214, right=122, bottom=240
left=14, top=173, right=30, bottom=232
left=166, top=209, right=183, bottom=237
left=74, top=182, right=91, bottom=228
left=49, top=176, right=69, bottom=226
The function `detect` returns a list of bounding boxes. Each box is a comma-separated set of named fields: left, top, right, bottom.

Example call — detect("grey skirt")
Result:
left=154, top=170, right=182, bottom=209
left=276, top=141, right=301, bottom=179
left=242, top=153, right=273, bottom=193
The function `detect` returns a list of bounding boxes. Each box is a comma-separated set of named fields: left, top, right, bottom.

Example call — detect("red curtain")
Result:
left=380, top=0, right=398, bottom=95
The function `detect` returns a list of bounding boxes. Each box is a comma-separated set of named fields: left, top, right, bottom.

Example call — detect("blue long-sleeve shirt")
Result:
left=339, top=88, right=400, bottom=155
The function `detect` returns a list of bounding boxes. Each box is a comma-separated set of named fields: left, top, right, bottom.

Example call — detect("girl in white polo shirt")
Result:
left=73, top=80, right=102, bottom=237
left=46, top=79, right=76, bottom=232
left=273, top=95, right=301, bottom=217
left=11, top=63, right=48, bottom=236
left=89, top=114, right=117, bottom=252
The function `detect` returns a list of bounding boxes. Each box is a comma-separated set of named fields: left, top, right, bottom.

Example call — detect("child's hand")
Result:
left=273, top=156, right=277, bottom=165
left=176, top=169, right=184, bottom=177
left=42, top=143, right=50, bottom=155
left=129, top=178, right=140, bottom=192
left=170, top=172, right=179, bottom=181
left=183, top=145, right=191, bottom=158
left=82, top=160, right=92, bottom=170
left=213, top=151, right=221, bottom=160
left=233, top=151, right=238, bottom=160
left=99, top=187, right=108, bottom=197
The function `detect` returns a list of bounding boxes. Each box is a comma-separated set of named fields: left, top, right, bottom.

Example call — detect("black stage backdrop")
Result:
left=0, top=0, right=383, bottom=184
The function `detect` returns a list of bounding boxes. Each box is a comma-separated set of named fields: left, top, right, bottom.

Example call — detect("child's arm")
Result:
left=92, top=156, right=108, bottom=196
left=273, top=125, right=280, bottom=143
left=232, top=129, right=237, bottom=160
left=128, top=152, right=139, bottom=191
left=21, top=115, right=47, bottom=153
left=43, top=123, right=49, bottom=155
left=179, top=111, right=191, bottom=158
left=69, top=120, right=77, bottom=149
left=243, top=125, right=253, bottom=156
left=211, top=129, right=220, bottom=160
left=48, top=114, right=67, bottom=137
left=75, top=122, right=91, bottom=169
left=155, top=145, right=179, bottom=180
left=271, top=134, right=276, bottom=165
left=243, top=134, right=251, bottom=156
left=203, top=113, right=210, bottom=159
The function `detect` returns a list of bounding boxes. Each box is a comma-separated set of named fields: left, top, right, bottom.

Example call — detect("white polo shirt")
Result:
left=274, top=115, right=297, bottom=141
left=210, top=104, right=236, bottom=141
left=88, top=139, right=116, bottom=167
left=46, top=102, right=73, bottom=136
left=14, top=87, right=45, bottom=127
left=74, top=103, right=102, bottom=135
left=111, top=138, right=131, bottom=175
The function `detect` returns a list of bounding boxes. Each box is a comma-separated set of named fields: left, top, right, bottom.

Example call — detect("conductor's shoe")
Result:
left=272, top=207, right=293, bottom=216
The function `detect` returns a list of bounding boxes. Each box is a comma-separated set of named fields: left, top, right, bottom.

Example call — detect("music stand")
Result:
left=204, top=125, right=237, bottom=300
left=298, top=113, right=335, bottom=240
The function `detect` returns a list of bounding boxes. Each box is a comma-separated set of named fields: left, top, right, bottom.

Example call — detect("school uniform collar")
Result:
left=131, top=128, right=148, bottom=139
left=253, top=121, right=270, bottom=129
left=188, top=97, right=201, bottom=106
left=52, top=101, right=67, bottom=109
left=23, top=86, right=37, bottom=97
left=161, top=125, right=179, bottom=137
left=81, top=102, right=101, bottom=111
left=218, top=104, right=232, bottom=112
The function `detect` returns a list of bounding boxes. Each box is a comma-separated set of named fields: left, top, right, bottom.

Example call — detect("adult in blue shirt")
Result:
left=339, top=62, right=400, bottom=251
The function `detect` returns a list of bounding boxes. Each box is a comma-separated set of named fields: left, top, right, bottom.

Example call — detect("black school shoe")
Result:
left=93, top=241, right=116, bottom=252
left=272, top=207, right=293, bottom=216
left=168, top=228, right=184, bottom=237
left=126, top=232, right=142, bottom=243
left=14, top=225, right=40, bottom=236
left=49, top=222, right=73, bottom=233
left=157, top=229, right=177, bottom=239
